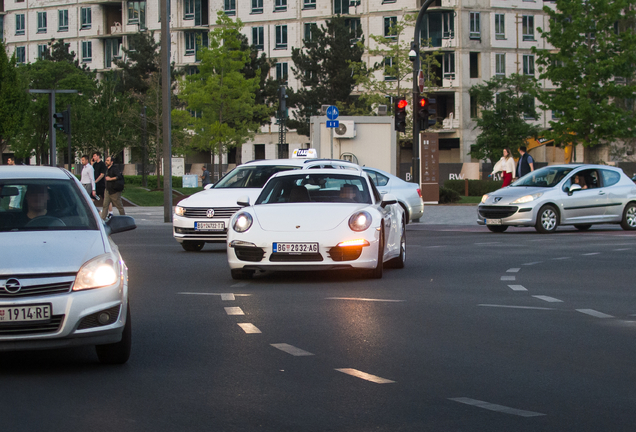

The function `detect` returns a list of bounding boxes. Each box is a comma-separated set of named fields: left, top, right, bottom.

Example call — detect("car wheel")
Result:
left=487, top=225, right=508, bottom=233
left=388, top=217, right=406, bottom=269
left=574, top=224, right=592, bottom=231
left=366, top=230, right=384, bottom=279
left=96, top=305, right=131, bottom=365
left=535, top=204, right=559, bottom=233
left=181, top=241, right=205, bottom=252
left=231, top=269, right=254, bottom=280
left=620, top=202, right=636, bottom=230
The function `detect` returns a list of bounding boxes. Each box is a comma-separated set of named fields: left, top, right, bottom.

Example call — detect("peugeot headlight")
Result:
left=512, top=193, right=543, bottom=204
left=73, top=253, right=121, bottom=291
left=233, top=212, right=253, bottom=233
left=348, top=211, right=372, bottom=232
left=175, top=206, right=186, bottom=216
left=481, top=194, right=489, bottom=204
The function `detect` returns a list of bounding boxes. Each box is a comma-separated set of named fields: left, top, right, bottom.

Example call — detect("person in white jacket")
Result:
left=491, top=148, right=516, bottom=186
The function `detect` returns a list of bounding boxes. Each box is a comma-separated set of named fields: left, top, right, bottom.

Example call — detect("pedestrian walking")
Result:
left=101, top=156, right=126, bottom=220
left=92, top=152, right=107, bottom=200
left=80, top=155, right=97, bottom=199
left=200, top=165, right=211, bottom=187
left=517, top=146, right=535, bottom=178
left=491, top=148, right=516, bottom=187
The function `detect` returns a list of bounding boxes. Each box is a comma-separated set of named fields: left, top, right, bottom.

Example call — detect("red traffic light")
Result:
left=418, top=97, right=428, bottom=108
left=397, top=99, right=408, bottom=110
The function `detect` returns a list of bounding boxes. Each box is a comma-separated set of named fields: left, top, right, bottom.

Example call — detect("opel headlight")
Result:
left=73, top=253, right=121, bottom=291
left=233, top=212, right=253, bottom=233
left=512, top=193, right=543, bottom=204
left=348, top=211, right=372, bottom=232
left=481, top=194, right=489, bottom=204
left=175, top=206, right=186, bottom=216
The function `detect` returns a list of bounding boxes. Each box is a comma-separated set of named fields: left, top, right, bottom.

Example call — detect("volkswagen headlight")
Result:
left=233, top=212, right=253, bottom=233
left=348, top=211, right=372, bottom=232
left=512, top=193, right=543, bottom=204
left=73, top=253, right=121, bottom=291
left=175, top=206, right=186, bottom=216
left=481, top=194, right=489, bottom=204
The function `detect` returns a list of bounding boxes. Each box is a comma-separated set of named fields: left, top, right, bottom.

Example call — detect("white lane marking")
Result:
left=479, top=304, right=555, bottom=311
left=553, top=257, right=571, bottom=260
left=532, top=295, right=563, bottom=303
left=449, top=397, right=545, bottom=418
left=427, top=245, right=444, bottom=248
left=225, top=307, right=245, bottom=316
left=335, top=368, right=395, bottom=384
left=614, top=248, right=631, bottom=251
left=576, top=309, right=614, bottom=319
left=475, top=242, right=501, bottom=245
left=221, top=293, right=236, bottom=301
left=508, top=285, right=528, bottom=291
left=178, top=292, right=252, bottom=297
left=237, top=323, right=261, bottom=334
left=271, top=343, right=314, bottom=356
left=522, top=262, right=542, bottom=266
left=231, top=282, right=250, bottom=288
left=501, top=276, right=516, bottom=281
left=325, top=297, right=405, bottom=303
left=582, top=252, right=600, bottom=256
left=507, top=268, right=521, bottom=273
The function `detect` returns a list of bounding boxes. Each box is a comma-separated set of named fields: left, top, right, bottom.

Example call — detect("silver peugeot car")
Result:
left=0, top=166, right=136, bottom=363
left=478, top=164, right=636, bottom=233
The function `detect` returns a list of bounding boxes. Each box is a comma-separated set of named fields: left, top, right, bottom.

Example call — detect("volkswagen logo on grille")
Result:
left=3, top=278, right=22, bottom=294
left=494, top=197, right=502, bottom=203
left=206, top=209, right=215, bottom=218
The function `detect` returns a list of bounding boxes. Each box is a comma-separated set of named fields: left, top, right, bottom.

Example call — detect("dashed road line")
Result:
left=501, top=276, right=516, bottom=281
left=507, top=268, right=521, bottom=273
left=221, top=293, right=235, bottom=301
left=553, top=257, right=571, bottom=260
left=449, top=397, right=545, bottom=418
left=237, top=323, right=262, bottom=334
left=508, top=285, right=528, bottom=291
left=178, top=292, right=252, bottom=297
left=479, top=304, right=555, bottom=311
left=532, top=295, right=563, bottom=303
left=325, top=297, right=405, bottom=302
left=613, top=248, right=631, bottom=251
left=522, top=262, right=542, bottom=266
left=271, top=343, right=314, bottom=356
left=335, top=368, right=395, bottom=384
left=475, top=242, right=501, bottom=245
left=231, top=282, right=250, bottom=288
left=582, top=252, right=600, bottom=256
left=576, top=309, right=614, bottom=319
left=225, top=307, right=245, bottom=316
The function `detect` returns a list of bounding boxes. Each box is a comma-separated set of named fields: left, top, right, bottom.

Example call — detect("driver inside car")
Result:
left=16, top=184, right=51, bottom=226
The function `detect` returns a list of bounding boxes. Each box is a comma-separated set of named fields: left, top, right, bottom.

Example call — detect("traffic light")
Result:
left=53, top=109, right=70, bottom=134
left=394, top=97, right=408, bottom=132
left=417, top=96, right=437, bottom=130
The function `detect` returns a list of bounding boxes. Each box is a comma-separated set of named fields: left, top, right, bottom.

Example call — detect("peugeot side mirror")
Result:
left=237, top=195, right=250, bottom=207
left=567, top=184, right=582, bottom=196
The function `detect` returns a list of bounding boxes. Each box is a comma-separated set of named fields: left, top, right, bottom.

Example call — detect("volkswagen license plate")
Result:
left=273, top=242, right=319, bottom=253
left=485, top=219, right=502, bottom=225
left=0, top=304, right=51, bottom=323
left=195, top=221, right=225, bottom=231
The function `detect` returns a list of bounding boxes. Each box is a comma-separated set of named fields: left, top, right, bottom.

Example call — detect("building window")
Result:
left=252, top=26, right=264, bottom=50
left=304, top=23, right=315, bottom=42
left=522, top=15, right=534, bottom=41
left=274, top=0, right=286, bottom=12
left=81, top=41, right=92, bottom=62
left=251, top=0, right=263, bottom=14
left=275, top=25, right=287, bottom=49
left=523, top=54, right=535, bottom=75
left=346, top=18, right=361, bottom=40
left=37, top=44, right=49, bottom=60
left=384, top=17, right=397, bottom=39
left=276, top=62, right=288, bottom=83
left=15, top=14, right=25, bottom=35
left=58, top=10, right=69, bottom=32
left=185, top=0, right=195, bottom=19
left=495, top=13, right=505, bottom=40
left=384, top=57, right=396, bottom=81
left=495, top=53, right=505, bottom=77
left=523, top=95, right=535, bottom=120
left=443, top=52, right=455, bottom=79
left=303, top=0, right=316, bottom=10
left=185, top=31, right=196, bottom=56
left=104, top=38, right=123, bottom=68
left=469, top=12, right=480, bottom=40
left=37, top=12, right=47, bottom=33
left=15, top=46, right=26, bottom=64
left=334, top=0, right=349, bottom=15
left=254, top=144, right=265, bottom=160
left=128, top=1, right=146, bottom=29
left=421, top=12, right=454, bottom=47
left=470, top=95, right=478, bottom=119
left=469, top=52, right=479, bottom=78
left=225, top=0, right=236, bottom=16
left=81, top=7, right=92, bottom=30
left=277, top=144, right=289, bottom=159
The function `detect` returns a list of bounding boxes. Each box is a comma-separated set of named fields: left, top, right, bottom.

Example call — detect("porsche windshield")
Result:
left=214, top=165, right=298, bottom=189
left=512, top=166, right=574, bottom=188
left=256, top=173, right=372, bottom=204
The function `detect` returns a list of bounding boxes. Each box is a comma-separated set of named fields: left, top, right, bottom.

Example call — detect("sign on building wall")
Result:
left=420, top=133, right=439, bottom=203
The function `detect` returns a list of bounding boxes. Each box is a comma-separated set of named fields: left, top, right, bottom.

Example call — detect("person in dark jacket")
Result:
left=101, top=156, right=126, bottom=220
left=517, top=146, right=535, bottom=178
left=92, top=152, right=107, bottom=200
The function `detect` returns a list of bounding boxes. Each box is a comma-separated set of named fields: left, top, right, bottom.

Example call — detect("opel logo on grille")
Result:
left=494, top=197, right=502, bottom=203
left=3, top=278, right=22, bottom=294
left=206, top=209, right=215, bottom=218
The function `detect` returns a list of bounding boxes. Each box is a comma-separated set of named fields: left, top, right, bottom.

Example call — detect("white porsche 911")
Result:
left=226, top=169, right=406, bottom=279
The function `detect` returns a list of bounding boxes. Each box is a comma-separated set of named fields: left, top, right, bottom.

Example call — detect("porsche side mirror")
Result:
left=381, top=193, right=398, bottom=208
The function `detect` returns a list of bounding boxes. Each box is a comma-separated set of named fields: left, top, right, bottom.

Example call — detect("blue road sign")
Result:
left=326, top=120, right=339, bottom=128
left=326, top=106, right=339, bottom=120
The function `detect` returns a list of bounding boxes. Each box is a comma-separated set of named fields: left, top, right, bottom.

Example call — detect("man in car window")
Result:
left=13, top=184, right=50, bottom=226
left=340, top=184, right=358, bottom=202
left=101, top=156, right=126, bottom=220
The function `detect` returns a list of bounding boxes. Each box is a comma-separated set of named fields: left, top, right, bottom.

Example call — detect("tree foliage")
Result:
left=469, top=74, right=542, bottom=162
left=533, top=0, right=636, bottom=162
left=0, top=41, right=29, bottom=163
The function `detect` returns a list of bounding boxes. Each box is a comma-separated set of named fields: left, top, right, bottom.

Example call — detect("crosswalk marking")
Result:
left=237, top=323, right=261, bottom=334
left=449, top=397, right=545, bottom=417
left=335, top=368, right=395, bottom=384
left=576, top=309, right=614, bottom=319
left=508, top=285, right=528, bottom=291
left=271, top=343, right=314, bottom=356
left=501, top=276, right=516, bottom=281
left=225, top=307, right=244, bottom=316
left=532, top=295, right=563, bottom=303
left=507, top=268, right=520, bottom=273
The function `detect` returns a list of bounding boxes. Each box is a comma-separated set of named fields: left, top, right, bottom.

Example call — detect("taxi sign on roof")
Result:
left=292, top=148, right=318, bottom=158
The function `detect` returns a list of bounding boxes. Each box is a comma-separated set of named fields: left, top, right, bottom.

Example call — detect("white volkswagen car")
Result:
left=0, top=166, right=136, bottom=364
left=227, top=169, right=406, bottom=279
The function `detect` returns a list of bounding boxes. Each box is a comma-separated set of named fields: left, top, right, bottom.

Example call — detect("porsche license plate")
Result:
left=195, top=221, right=225, bottom=231
left=485, top=219, right=502, bottom=225
left=0, top=304, right=51, bottom=323
left=273, top=242, right=319, bottom=253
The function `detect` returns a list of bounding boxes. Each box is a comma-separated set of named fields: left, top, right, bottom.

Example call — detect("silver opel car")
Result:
left=0, top=166, right=136, bottom=363
left=478, top=164, right=636, bottom=233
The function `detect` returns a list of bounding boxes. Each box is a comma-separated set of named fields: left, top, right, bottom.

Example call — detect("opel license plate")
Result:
left=195, top=221, right=225, bottom=231
left=273, top=242, right=319, bottom=253
left=485, top=219, right=502, bottom=225
left=0, top=304, right=51, bottom=323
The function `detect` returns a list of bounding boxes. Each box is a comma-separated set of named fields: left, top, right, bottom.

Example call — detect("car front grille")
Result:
left=0, top=274, right=75, bottom=298
left=234, top=246, right=266, bottom=262
left=183, top=207, right=240, bottom=219
left=0, top=315, right=64, bottom=336
left=174, top=227, right=227, bottom=237
left=478, top=206, right=519, bottom=219
left=269, top=253, right=324, bottom=262
left=329, top=246, right=363, bottom=262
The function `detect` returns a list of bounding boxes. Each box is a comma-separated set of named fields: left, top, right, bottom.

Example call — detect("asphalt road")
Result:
left=1, top=215, right=635, bottom=431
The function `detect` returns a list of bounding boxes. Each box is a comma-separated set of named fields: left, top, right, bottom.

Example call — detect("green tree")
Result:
left=288, top=16, right=366, bottom=136
left=239, top=34, right=279, bottom=127
left=0, top=41, right=29, bottom=164
left=533, top=0, right=636, bottom=163
left=469, top=74, right=542, bottom=162
left=173, top=12, right=262, bottom=179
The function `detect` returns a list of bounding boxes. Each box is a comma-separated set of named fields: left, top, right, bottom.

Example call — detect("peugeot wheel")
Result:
left=620, top=202, right=636, bottom=231
left=535, top=205, right=559, bottom=233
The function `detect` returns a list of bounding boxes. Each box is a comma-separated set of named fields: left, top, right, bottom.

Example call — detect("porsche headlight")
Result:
left=481, top=194, right=489, bottom=204
left=512, top=193, right=543, bottom=204
left=175, top=206, right=186, bottom=217
left=233, top=212, right=253, bottom=233
left=348, top=211, right=372, bottom=232
left=73, top=253, right=121, bottom=291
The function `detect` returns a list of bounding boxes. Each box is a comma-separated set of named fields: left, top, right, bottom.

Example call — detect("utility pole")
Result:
left=67, top=105, right=72, bottom=172
left=161, top=0, right=172, bottom=222
left=142, top=106, right=148, bottom=188
left=278, top=85, right=287, bottom=156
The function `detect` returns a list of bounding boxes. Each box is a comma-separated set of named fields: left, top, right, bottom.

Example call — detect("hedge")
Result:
left=74, top=174, right=184, bottom=188
left=444, top=179, right=504, bottom=197
left=439, top=187, right=461, bottom=204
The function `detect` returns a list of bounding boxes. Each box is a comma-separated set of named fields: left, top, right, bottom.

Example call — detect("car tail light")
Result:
left=417, top=188, right=422, bottom=198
